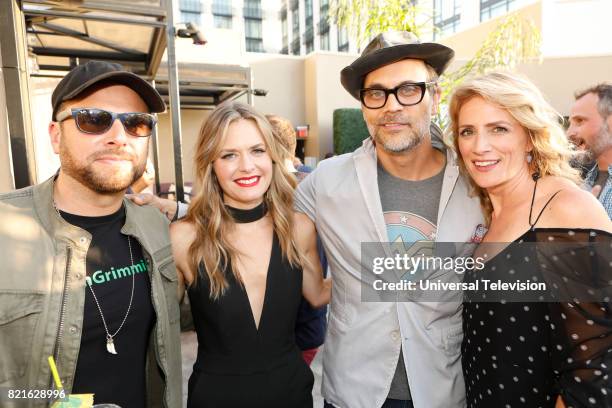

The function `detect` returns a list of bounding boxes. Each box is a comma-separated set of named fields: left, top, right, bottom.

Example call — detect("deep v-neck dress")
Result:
left=186, top=233, right=314, bottom=408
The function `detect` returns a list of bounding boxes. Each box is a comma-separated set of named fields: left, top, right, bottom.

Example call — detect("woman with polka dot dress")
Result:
left=448, top=71, right=612, bottom=408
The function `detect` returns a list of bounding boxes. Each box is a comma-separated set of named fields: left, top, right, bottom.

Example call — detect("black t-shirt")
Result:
left=63, top=205, right=155, bottom=408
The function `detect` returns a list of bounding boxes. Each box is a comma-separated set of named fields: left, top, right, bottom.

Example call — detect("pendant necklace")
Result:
left=90, top=234, right=135, bottom=355
left=52, top=195, right=135, bottom=355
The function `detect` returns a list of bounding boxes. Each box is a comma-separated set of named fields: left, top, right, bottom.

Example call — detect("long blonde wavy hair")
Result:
left=185, top=101, right=304, bottom=298
left=447, top=71, right=581, bottom=225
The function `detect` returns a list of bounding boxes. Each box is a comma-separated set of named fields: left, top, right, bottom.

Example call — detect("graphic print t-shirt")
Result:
left=63, top=206, right=155, bottom=408
left=378, top=161, right=445, bottom=400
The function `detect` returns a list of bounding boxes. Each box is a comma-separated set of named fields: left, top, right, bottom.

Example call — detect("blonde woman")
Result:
left=448, top=72, right=612, bottom=408
left=171, top=102, right=330, bottom=407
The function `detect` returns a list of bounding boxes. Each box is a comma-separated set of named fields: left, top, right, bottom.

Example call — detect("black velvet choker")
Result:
left=226, top=202, right=267, bottom=223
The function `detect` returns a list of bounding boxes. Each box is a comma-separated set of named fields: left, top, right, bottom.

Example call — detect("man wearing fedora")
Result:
left=294, top=31, right=483, bottom=408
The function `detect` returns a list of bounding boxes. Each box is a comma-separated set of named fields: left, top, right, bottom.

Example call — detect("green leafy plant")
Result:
left=333, top=108, right=370, bottom=154
left=330, top=0, right=432, bottom=45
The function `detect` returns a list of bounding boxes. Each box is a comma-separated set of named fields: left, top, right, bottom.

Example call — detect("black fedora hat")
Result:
left=341, top=31, right=455, bottom=100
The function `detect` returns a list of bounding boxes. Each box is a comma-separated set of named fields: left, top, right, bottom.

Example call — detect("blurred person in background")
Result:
left=567, top=82, right=612, bottom=218
left=267, top=114, right=328, bottom=365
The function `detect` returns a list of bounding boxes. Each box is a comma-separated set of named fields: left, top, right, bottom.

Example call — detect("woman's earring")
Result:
left=526, top=152, right=533, bottom=164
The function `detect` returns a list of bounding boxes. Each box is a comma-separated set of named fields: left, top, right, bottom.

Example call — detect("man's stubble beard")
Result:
left=590, top=121, right=612, bottom=159
left=60, top=142, right=147, bottom=194
left=371, top=115, right=431, bottom=153
left=577, top=121, right=612, bottom=164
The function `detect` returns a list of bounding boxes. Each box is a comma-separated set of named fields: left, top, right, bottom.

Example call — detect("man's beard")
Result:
left=60, top=144, right=147, bottom=194
left=576, top=122, right=612, bottom=164
left=370, top=114, right=431, bottom=153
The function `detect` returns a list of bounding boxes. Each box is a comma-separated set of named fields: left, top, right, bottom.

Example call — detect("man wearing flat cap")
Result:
left=294, top=32, right=483, bottom=407
left=0, top=61, right=182, bottom=407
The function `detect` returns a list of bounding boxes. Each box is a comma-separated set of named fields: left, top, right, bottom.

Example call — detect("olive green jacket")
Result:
left=0, top=177, right=182, bottom=407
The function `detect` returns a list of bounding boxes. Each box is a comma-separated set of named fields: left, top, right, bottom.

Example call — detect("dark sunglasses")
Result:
left=56, top=108, right=157, bottom=137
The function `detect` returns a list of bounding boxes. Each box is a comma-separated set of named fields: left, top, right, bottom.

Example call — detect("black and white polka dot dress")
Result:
left=462, top=228, right=612, bottom=408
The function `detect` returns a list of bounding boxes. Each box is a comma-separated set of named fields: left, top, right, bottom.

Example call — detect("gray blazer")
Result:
left=295, top=137, right=484, bottom=408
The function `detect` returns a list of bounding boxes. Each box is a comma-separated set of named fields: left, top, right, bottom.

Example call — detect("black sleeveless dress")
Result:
left=462, top=185, right=612, bottom=408
left=187, top=234, right=314, bottom=408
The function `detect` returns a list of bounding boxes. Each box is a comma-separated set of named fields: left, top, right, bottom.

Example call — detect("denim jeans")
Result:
left=324, top=398, right=414, bottom=408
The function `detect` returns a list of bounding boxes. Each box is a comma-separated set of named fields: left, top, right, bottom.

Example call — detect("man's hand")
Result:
left=127, top=193, right=178, bottom=221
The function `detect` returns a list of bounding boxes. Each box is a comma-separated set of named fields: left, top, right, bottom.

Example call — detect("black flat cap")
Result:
left=341, top=31, right=455, bottom=100
left=51, top=60, right=165, bottom=120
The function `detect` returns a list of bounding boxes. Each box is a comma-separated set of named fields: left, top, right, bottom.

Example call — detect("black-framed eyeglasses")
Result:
left=359, top=81, right=437, bottom=109
left=56, top=108, right=157, bottom=137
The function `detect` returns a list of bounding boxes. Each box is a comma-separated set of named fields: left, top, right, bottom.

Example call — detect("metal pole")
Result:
left=0, top=0, right=36, bottom=188
left=150, top=82, right=162, bottom=195
left=165, top=0, right=184, bottom=202
left=23, top=9, right=167, bottom=27
left=246, top=67, right=253, bottom=106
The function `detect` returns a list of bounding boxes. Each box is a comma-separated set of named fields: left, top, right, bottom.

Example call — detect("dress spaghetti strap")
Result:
left=528, top=175, right=564, bottom=229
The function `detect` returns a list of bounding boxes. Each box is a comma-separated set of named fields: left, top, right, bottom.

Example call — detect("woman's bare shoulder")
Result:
left=538, top=178, right=612, bottom=231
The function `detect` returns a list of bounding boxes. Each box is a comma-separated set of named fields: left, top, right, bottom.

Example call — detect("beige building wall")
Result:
left=249, top=52, right=360, bottom=159
left=248, top=54, right=306, bottom=125
left=156, top=109, right=210, bottom=185
left=304, top=52, right=360, bottom=158
left=439, top=2, right=543, bottom=60
left=517, top=55, right=612, bottom=116
left=446, top=55, right=612, bottom=118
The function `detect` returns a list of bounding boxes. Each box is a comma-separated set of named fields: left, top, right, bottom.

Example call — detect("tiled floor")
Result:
left=180, top=331, right=324, bottom=407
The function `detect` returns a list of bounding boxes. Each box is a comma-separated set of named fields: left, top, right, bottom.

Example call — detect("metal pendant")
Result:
left=106, top=337, right=118, bottom=355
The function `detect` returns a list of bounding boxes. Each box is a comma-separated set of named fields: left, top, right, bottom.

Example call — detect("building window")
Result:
left=320, top=30, right=330, bottom=51
left=291, top=8, right=300, bottom=55
left=319, top=0, right=330, bottom=43
left=338, top=27, right=349, bottom=52
left=244, top=0, right=262, bottom=19
left=433, top=0, right=460, bottom=39
left=480, top=0, right=516, bottom=21
left=291, top=37, right=300, bottom=55
left=303, top=0, right=314, bottom=53
left=305, top=0, right=313, bottom=27
left=214, top=15, right=232, bottom=28
left=320, top=0, right=329, bottom=14
left=212, top=0, right=232, bottom=28
left=245, top=18, right=262, bottom=39
left=212, top=0, right=232, bottom=15
left=282, top=16, right=288, bottom=53
left=305, top=40, right=313, bottom=53
left=246, top=38, right=264, bottom=52
left=243, top=0, right=263, bottom=52
left=179, top=0, right=202, bottom=26
left=245, top=17, right=263, bottom=52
